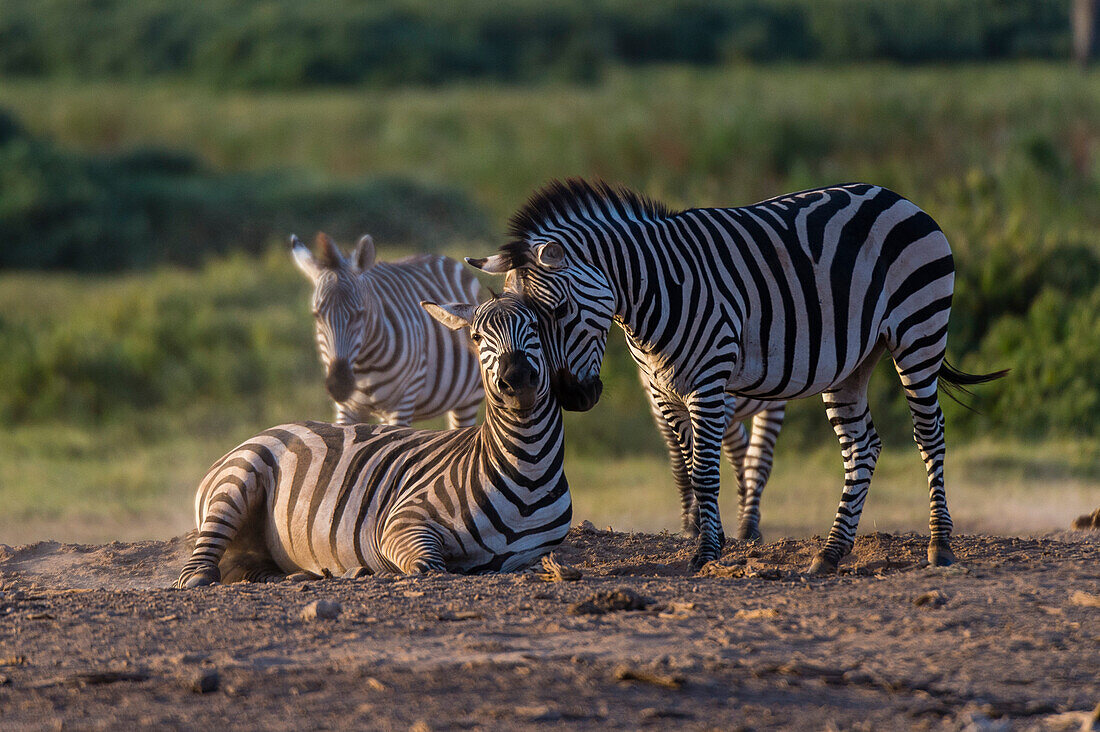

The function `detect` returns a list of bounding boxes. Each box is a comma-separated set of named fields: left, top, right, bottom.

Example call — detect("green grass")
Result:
left=4, top=63, right=1100, bottom=225
left=3, top=418, right=1096, bottom=545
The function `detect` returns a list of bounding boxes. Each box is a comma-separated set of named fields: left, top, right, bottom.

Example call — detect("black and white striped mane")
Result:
left=502, top=178, right=678, bottom=266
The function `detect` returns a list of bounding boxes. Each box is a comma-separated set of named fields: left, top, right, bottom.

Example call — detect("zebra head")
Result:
left=422, top=294, right=547, bottom=412
left=291, top=232, right=376, bottom=404
left=466, top=241, right=613, bottom=412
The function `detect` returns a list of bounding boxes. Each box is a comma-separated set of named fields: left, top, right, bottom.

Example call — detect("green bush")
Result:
left=0, top=1, right=1071, bottom=89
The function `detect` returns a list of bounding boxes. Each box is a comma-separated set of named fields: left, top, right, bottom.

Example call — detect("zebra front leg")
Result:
left=381, top=396, right=417, bottom=427
left=176, top=468, right=265, bottom=589
left=446, top=399, right=480, bottom=429
left=733, top=406, right=786, bottom=542
left=381, top=519, right=448, bottom=575
left=687, top=388, right=729, bottom=572
left=809, top=381, right=881, bottom=575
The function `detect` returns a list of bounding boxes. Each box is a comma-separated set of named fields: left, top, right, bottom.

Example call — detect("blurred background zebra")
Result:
left=175, top=293, right=569, bottom=586
left=292, top=233, right=483, bottom=428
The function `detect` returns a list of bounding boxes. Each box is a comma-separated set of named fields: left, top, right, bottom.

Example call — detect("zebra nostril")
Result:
left=526, top=371, right=537, bottom=387
left=496, top=378, right=512, bottom=395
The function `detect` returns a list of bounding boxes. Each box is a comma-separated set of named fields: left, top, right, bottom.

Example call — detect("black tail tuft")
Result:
left=937, top=360, right=1009, bottom=410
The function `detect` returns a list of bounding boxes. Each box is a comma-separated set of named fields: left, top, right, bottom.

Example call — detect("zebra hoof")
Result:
left=806, top=553, right=838, bottom=576
left=176, top=567, right=220, bottom=589
left=689, top=548, right=721, bottom=573
left=927, top=541, right=956, bottom=567
left=735, top=524, right=762, bottom=543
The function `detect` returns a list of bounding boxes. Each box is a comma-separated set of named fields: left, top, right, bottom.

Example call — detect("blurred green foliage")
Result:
left=0, top=110, right=487, bottom=269
left=2, top=63, right=1100, bottom=448
left=0, top=251, right=319, bottom=423
left=0, top=0, right=1071, bottom=88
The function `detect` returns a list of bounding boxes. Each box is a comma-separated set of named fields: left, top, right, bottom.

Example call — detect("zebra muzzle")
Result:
left=325, top=359, right=356, bottom=402
left=551, top=369, right=602, bottom=412
left=496, top=352, right=539, bottom=410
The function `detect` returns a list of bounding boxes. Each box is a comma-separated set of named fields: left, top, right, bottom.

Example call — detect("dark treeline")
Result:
left=0, top=111, right=488, bottom=270
left=0, top=0, right=1071, bottom=88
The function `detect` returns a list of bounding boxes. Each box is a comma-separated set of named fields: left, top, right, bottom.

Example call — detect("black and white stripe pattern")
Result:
left=292, top=233, right=483, bottom=428
left=176, top=294, right=569, bottom=587
left=640, top=367, right=785, bottom=541
left=471, top=179, right=1004, bottom=573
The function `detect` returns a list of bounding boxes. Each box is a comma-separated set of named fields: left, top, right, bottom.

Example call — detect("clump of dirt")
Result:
left=568, top=588, right=649, bottom=615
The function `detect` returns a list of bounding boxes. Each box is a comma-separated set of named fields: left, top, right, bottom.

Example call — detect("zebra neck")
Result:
left=359, top=290, right=393, bottom=357
left=573, top=216, right=667, bottom=344
left=478, top=397, right=564, bottom=471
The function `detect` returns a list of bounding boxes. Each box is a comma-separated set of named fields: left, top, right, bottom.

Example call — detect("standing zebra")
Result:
left=176, top=294, right=570, bottom=588
left=471, top=179, right=1004, bottom=573
left=292, top=233, right=483, bottom=427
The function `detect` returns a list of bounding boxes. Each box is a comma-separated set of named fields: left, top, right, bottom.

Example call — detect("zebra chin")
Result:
left=500, top=388, right=539, bottom=412
left=550, top=369, right=602, bottom=412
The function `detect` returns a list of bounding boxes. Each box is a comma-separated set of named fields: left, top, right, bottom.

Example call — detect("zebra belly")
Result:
left=727, top=327, right=888, bottom=400
left=263, top=499, right=387, bottom=577
left=259, top=431, right=406, bottom=576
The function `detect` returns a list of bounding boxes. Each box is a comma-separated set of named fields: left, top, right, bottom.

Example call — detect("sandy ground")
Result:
left=0, top=527, right=1098, bottom=731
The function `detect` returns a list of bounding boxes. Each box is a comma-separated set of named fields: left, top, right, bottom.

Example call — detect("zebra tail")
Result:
left=937, top=360, right=1009, bottom=411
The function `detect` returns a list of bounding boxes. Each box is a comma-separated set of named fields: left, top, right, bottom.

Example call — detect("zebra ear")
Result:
left=421, top=301, right=477, bottom=331
left=315, top=232, right=344, bottom=269
left=465, top=254, right=512, bottom=275
left=353, top=234, right=376, bottom=271
left=534, top=241, right=566, bottom=270
left=290, top=235, right=321, bottom=280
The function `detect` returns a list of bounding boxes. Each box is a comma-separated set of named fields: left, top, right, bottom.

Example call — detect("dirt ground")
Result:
left=0, top=526, right=1097, bottom=731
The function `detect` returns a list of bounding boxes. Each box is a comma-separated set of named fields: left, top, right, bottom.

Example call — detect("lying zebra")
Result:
left=176, top=294, right=569, bottom=587
left=292, top=232, right=483, bottom=428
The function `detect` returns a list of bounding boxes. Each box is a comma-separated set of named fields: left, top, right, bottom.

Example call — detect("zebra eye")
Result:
left=470, top=332, right=482, bottom=343
left=553, top=302, right=570, bottom=319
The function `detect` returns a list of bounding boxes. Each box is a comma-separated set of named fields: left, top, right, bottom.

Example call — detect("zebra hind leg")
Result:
left=899, top=368, right=955, bottom=567
left=218, top=514, right=285, bottom=584
left=810, top=376, right=882, bottom=575
left=176, top=464, right=265, bottom=589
